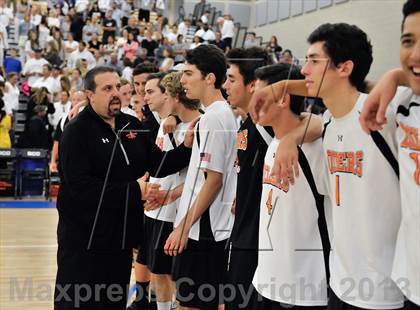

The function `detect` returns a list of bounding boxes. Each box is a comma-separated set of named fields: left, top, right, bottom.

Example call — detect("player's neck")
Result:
left=157, top=103, right=172, bottom=119
left=272, top=112, right=301, bottom=140
left=201, top=88, right=224, bottom=107
left=178, top=106, right=200, bottom=123
left=323, top=85, right=360, bottom=119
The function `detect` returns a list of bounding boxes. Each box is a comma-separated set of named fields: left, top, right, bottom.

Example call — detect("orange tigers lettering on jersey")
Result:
left=236, top=129, right=248, bottom=151
left=155, top=137, right=164, bottom=150
left=327, top=150, right=363, bottom=177
left=410, top=152, right=420, bottom=185
left=400, top=123, right=420, bottom=151
left=262, top=164, right=289, bottom=192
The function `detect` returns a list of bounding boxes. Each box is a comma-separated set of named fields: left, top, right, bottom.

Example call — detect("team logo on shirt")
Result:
left=263, top=164, right=289, bottom=193
left=155, top=137, right=164, bottom=150
left=236, top=129, right=248, bottom=151
left=327, top=150, right=364, bottom=177
left=126, top=131, right=138, bottom=139
left=400, top=122, right=420, bottom=185
left=327, top=150, right=364, bottom=206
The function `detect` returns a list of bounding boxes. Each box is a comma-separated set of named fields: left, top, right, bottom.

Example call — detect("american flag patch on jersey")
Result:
left=200, top=152, right=211, bottom=162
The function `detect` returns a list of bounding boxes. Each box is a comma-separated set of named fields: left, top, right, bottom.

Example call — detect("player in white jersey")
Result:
left=250, top=23, right=404, bottom=310
left=163, top=44, right=237, bottom=310
left=141, top=71, right=201, bottom=310
left=251, top=63, right=331, bottom=310
left=360, top=1, right=420, bottom=308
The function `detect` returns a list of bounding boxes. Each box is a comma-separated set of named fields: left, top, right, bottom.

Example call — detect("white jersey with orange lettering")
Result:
left=252, top=137, right=331, bottom=306
left=322, top=93, right=403, bottom=309
left=391, top=87, right=420, bottom=306
left=144, top=119, right=189, bottom=222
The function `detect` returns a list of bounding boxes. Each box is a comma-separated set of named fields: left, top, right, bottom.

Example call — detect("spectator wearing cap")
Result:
left=22, top=48, right=49, bottom=87
left=4, top=48, right=22, bottom=76
left=67, top=42, right=96, bottom=70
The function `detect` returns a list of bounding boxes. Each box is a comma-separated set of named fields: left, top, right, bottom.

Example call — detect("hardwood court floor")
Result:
left=0, top=206, right=58, bottom=310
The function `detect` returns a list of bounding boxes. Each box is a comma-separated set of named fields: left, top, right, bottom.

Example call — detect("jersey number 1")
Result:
left=335, top=175, right=340, bottom=206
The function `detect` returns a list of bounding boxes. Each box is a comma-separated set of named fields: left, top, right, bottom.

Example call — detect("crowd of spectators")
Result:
left=0, top=0, right=295, bottom=154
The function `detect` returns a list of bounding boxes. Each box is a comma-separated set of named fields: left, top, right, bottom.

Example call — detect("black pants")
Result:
left=225, top=247, right=258, bottom=310
left=404, top=299, right=420, bottom=309
left=138, top=9, right=150, bottom=22
left=328, top=289, right=403, bottom=310
left=54, top=246, right=132, bottom=310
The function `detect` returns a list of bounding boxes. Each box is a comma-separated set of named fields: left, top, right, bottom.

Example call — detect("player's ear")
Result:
left=280, top=93, right=291, bottom=109
left=247, top=80, right=256, bottom=94
left=85, top=89, right=93, bottom=102
left=337, top=60, right=354, bottom=78
left=205, top=73, right=216, bottom=86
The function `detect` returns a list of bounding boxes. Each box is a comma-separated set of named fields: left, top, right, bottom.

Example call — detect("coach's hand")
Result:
left=138, top=173, right=161, bottom=201
left=164, top=224, right=189, bottom=256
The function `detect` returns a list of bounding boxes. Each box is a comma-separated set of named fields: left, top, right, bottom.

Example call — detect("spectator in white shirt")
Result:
left=49, top=90, right=71, bottom=129
left=201, top=24, right=216, bottom=43
left=32, top=63, right=59, bottom=95
left=22, top=49, right=49, bottom=87
left=200, top=10, right=210, bottom=24
left=177, top=18, right=191, bottom=38
left=64, top=33, right=79, bottom=61
left=47, top=8, right=61, bottom=28
left=67, top=42, right=96, bottom=70
left=217, top=15, right=235, bottom=51
left=3, top=72, right=20, bottom=113
left=0, top=0, right=13, bottom=29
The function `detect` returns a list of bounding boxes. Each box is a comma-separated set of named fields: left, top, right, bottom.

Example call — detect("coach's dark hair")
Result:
left=146, top=72, right=166, bottom=93
left=226, top=47, right=272, bottom=85
left=255, top=63, right=305, bottom=115
left=307, top=23, right=373, bottom=93
left=185, top=44, right=226, bottom=89
left=402, top=0, right=420, bottom=31
left=84, top=66, right=120, bottom=92
left=132, top=63, right=158, bottom=77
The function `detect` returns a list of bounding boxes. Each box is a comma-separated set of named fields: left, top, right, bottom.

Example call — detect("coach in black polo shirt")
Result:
left=54, top=66, right=193, bottom=310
